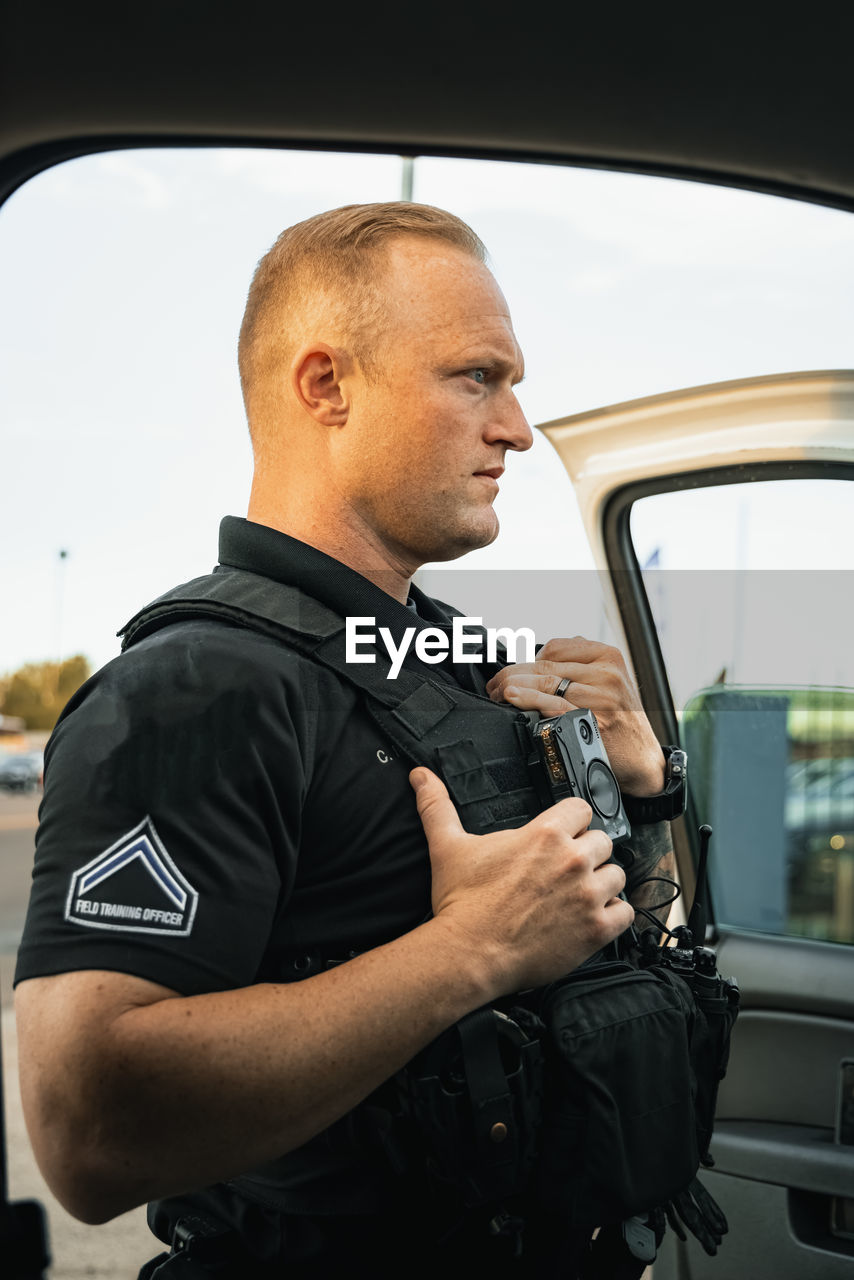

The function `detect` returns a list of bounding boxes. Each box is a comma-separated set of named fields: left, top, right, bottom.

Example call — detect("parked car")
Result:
left=0, top=752, right=42, bottom=793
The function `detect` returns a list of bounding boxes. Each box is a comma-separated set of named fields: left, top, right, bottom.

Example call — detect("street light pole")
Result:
left=400, top=156, right=415, bottom=202
left=55, top=549, right=69, bottom=668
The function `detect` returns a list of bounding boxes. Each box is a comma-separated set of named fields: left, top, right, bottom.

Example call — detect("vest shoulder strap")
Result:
left=120, top=565, right=342, bottom=649
left=119, top=567, right=541, bottom=835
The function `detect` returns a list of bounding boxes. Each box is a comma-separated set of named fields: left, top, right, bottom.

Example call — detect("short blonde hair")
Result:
left=237, top=202, right=487, bottom=432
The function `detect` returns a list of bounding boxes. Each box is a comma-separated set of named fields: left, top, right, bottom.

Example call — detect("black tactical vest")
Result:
left=120, top=564, right=549, bottom=836
left=122, top=564, right=738, bottom=1269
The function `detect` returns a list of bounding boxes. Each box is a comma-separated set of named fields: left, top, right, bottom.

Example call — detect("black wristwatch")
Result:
left=622, top=746, right=687, bottom=825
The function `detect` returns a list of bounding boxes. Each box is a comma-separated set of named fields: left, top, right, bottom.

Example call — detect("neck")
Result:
left=247, top=488, right=415, bottom=604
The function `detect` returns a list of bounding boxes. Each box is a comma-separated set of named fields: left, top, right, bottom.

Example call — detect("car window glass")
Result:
left=630, top=478, right=854, bottom=945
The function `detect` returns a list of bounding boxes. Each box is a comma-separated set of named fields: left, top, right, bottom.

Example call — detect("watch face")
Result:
left=667, top=749, right=687, bottom=786
left=666, top=749, right=687, bottom=818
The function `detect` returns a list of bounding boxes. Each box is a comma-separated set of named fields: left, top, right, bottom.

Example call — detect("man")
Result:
left=14, top=203, right=674, bottom=1277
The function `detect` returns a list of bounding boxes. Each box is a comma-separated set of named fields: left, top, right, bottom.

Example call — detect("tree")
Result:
left=0, top=655, right=92, bottom=730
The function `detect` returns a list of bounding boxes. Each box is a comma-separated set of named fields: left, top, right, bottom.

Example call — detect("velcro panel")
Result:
left=392, top=681, right=457, bottom=738
left=436, top=740, right=500, bottom=804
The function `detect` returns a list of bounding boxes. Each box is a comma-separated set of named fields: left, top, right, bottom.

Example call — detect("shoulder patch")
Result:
left=65, top=817, right=198, bottom=936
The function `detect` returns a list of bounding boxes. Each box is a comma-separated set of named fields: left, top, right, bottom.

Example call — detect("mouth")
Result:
left=473, top=467, right=504, bottom=481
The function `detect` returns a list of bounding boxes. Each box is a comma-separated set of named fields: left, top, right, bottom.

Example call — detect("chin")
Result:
left=424, top=519, right=500, bottom=563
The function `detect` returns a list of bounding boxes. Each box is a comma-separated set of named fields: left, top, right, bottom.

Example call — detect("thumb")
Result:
left=409, top=767, right=465, bottom=848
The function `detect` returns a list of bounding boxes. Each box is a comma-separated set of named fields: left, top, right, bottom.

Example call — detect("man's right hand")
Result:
left=410, top=766, right=634, bottom=996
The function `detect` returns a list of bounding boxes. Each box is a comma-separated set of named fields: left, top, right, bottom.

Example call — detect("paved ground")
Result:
left=1, top=790, right=156, bottom=1278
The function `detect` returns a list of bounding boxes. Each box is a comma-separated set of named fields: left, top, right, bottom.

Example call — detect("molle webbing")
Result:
left=119, top=567, right=544, bottom=834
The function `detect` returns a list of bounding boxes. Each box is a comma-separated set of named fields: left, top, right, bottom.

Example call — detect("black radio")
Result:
left=530, top=709, right=631, bottom=846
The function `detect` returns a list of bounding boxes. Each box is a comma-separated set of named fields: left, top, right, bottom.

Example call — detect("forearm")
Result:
left=621, top=820, right=677, bottom=925
left=17, top=915, right=493, bottom=1223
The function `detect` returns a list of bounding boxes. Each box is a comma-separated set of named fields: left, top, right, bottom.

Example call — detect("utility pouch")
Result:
left=396, top=1003, right=545, bottom=1207
left=535, top=961, right=700, bottom=1228
left=647, top=946, right=740, bottom=1165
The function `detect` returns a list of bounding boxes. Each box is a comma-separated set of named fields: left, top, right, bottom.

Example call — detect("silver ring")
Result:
left=554, top=677, right=573, bottom=700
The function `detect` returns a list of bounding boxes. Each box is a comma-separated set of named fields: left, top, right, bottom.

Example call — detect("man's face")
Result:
left=334, top=236, right=533, bottom=572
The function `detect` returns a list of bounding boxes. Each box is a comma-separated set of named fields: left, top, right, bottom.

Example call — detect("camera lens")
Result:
left=578, top=719, right=592, bottom=744
left=586, top=760, right=620, bottom=819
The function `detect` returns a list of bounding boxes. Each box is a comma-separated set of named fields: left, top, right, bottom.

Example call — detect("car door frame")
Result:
left=540, top=371, right=854, bottom=1279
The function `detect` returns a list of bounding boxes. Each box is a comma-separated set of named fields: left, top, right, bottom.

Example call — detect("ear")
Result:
left=292, top=344, right=351, bottom=426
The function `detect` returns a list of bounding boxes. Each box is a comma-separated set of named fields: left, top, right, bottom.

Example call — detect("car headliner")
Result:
left=1, top=5, right=853, bottom=212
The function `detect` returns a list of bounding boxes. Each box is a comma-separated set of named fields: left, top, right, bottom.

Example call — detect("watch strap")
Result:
left=622, top=746, right=687, bottom=824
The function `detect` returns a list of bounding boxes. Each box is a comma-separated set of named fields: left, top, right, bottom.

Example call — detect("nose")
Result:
left=485, top=388, right=534, bottom=453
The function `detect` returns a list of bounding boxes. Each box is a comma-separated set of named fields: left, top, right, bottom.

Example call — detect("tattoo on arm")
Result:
left=620, top=821, right=677, bottom=926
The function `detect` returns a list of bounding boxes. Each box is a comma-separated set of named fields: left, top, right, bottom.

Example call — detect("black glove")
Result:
left=665, top=1177, right=728, bottom=1256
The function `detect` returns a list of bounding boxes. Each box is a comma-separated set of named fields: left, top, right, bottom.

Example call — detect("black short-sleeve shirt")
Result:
left=14, top=517, right=481, bottom=994
left=14, top=516, right=498, bottom=1225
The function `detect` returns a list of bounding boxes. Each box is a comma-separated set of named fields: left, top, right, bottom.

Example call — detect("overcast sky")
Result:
left=1, top=149, right=853, bottom=680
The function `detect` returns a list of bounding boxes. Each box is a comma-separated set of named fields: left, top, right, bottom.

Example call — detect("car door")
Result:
left=540, top=368, right=854, bottom=1279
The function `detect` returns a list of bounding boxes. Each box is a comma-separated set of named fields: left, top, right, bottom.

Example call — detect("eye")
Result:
left=465, top=368, right=487, bottom=384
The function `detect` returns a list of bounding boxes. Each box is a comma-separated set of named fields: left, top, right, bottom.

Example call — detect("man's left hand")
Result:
left=485, top=635, right=665, bottom=796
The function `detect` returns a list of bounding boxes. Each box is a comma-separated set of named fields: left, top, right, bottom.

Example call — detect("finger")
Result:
left=489, top=672, right=599, bottom=705
left=572, top=825, right=616, bottom=869
left=544, top=795, right=596, bottom=838
left=600, top=865, right=630, bottom=904
left=544, top=810, right=619, bottom=881
left=484, top=666, right=536, bottom=696
left=672, top=1187, right=708, bottom=1244
left=494, top=684, right=597, bottom=723
left=665, top=1202, right=687, bottom=1243
left=600, top=895, right=636, bottom=943
left=608, top=897, right=636, bottom=929
left=496, top=685, right=577, bottom=717
left=691, top=1180, right=728, bottom=1237
left=484, top=661, right=582, bottom=699
left=537, top=636, right=616, bottom=664
left=486, top=663, right=596, bottom=697
left=409, top=767, right=465, bottom=845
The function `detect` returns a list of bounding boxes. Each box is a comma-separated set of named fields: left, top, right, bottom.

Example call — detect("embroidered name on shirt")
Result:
left=65, top=816, right=199, bottom=936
